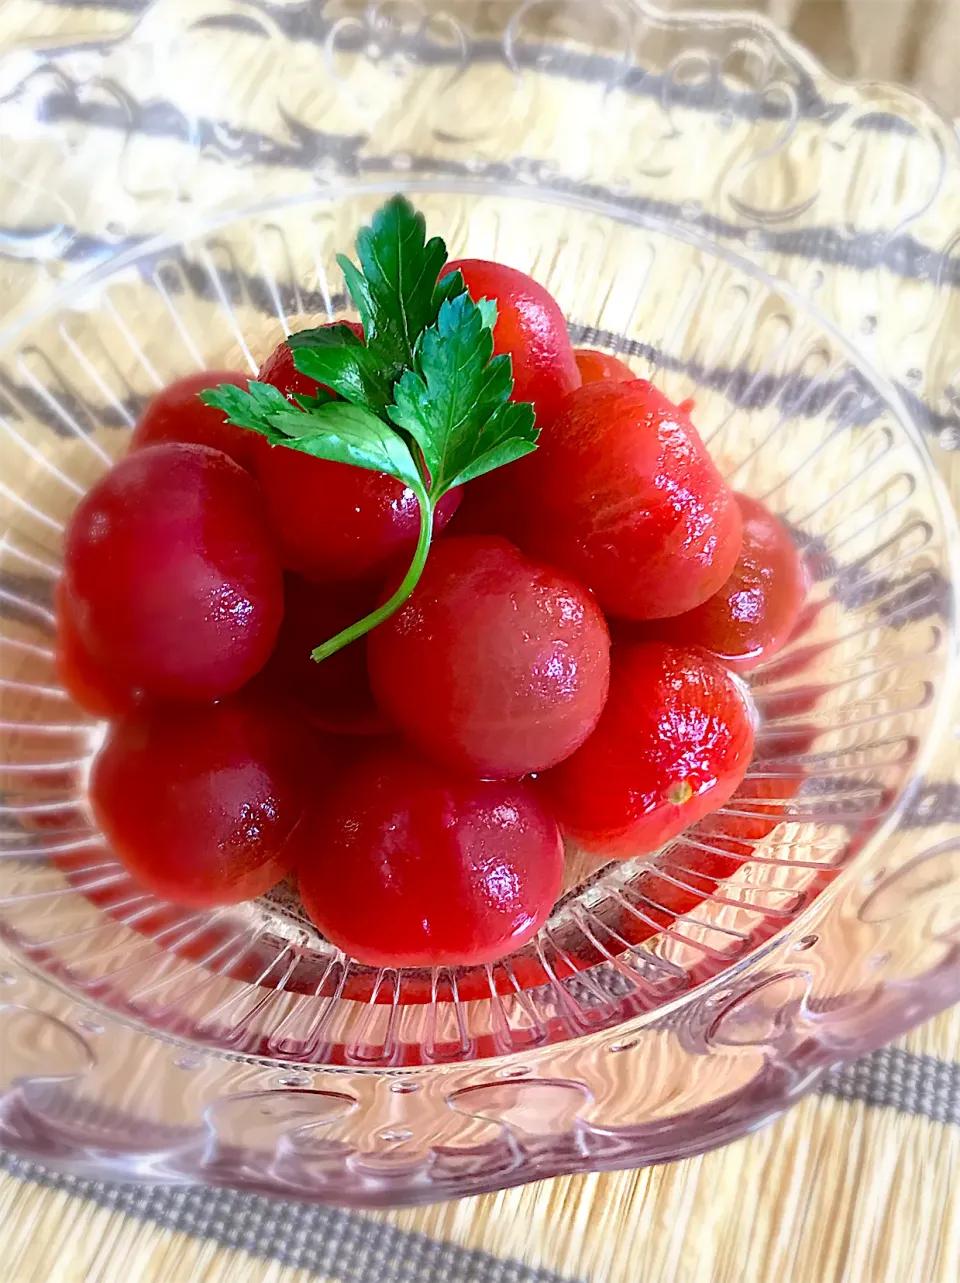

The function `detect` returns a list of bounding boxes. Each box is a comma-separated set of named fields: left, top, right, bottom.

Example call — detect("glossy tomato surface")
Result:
left=298, top=747, right=564, bottom=967
left=574, top=348, right=635, bottom=384
left=516, top=380, right=743, bottom=620
left=368, top=536, right=611, bottom=779
left=261, top=574, right=390, bottom=736
left=538, top=641, right=755, bottom=857
left=64, top=443, right=283, bottom=702
left=440, top=260, right=581, bottom=542
left=54, top=581, right=135, bottom=719
left=129, top=370, right=256, bottom=470
left=254, top=444, right=459, bottom=584
left=445, top=259, right=580, bottom=423
left=91, top=693, right=328, bottom=907
left=634, top=494, right=807, bottom=671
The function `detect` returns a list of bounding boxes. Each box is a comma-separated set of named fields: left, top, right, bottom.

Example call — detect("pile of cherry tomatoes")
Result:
left=58, top=255, right=806, bottom=969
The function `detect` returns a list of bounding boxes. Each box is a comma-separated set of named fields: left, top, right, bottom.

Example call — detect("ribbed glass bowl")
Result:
left=1, top=1, right=959, bottom=1207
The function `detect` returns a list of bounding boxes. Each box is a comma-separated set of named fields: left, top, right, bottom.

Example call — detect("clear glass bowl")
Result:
left=1, top=1, right=959, bottom=1206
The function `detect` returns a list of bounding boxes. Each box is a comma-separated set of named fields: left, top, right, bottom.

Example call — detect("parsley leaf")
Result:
left=200, top=195, right=540, bottom=664
left=264, top=402, right=423, bottom=490
left=287, top=324, right=393, bottom=410
left=200, top=380, right=298, bottom=447
left=476, top=297, right=499, bottom=331
left=201, top=386, right=421, bottom=490
left=388, top=292, right=537, bottom=496
left=336, top=195, right=452, bottom=378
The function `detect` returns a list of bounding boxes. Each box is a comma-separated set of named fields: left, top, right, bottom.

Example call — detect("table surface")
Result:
left=2, top=3, right=960, bottom=1280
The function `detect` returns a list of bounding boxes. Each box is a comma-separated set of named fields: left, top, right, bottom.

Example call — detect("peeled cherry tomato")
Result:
left=516, top=380, right=743, bottom=620
left=438, top=263, right=580, bottom=542
left=574, top=348, right=635, bottom=384
left=261, top=574, right=390, bottom=736
left=537, top=641, right=755, bottom=858
left=129, top=370, right=256, bottom=470
left=257, top=329, right=459, bottom=583
left=91, top=693, right=329, bottom=908
left=298, top=747, right=563, bottom=967
left=54, top=581, right=135, bottom=718
left=64, top=443, right=283, bottom=703
left=368, top=536, right=610, bottom=779
left=255, top=445, right=459, bottom=584
left=634, top=494, right=807, bottom=671
left=445, top=259, right=580, bottom=423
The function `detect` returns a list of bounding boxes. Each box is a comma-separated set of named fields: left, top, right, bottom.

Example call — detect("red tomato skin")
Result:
left=367, top=536, right=611, bottom=780
left=260, top=574, right=390, bottom=736
left=256, top=326, right=459, bottom=583
left=91, top=693, right=330, bottom=908
left=298, top=747, right=563, bottom=968
left=54, top=581, right=136, bottom=718
left=254, top=445, right=459, bottom=584
left=516, top=380, right=743, bottom=620
left=129, top=370, right=256, bottom=470
left=64, top=443, right=283, bottom=703
left=574, top=349, right=635, bottom=384
left=445, top=259, right=580, bottom=423
left=438, top=260, right=581, bottom=543
left=537, top=641, right=755, bottom=857
left=629, top=494, right=807, bottom=671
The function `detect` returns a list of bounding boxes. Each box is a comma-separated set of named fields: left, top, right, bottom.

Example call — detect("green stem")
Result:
left=311, top=479, right=435, bottom=663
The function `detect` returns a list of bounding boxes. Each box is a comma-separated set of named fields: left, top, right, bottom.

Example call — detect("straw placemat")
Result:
left=2, top=2, right=960, bottom=1280
left=3, top=1048, right=960, bottom=1283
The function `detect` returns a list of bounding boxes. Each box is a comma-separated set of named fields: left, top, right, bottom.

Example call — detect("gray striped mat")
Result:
left=1, top=1048, right=958, bottom=1281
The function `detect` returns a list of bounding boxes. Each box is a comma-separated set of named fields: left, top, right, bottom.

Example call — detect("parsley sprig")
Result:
left=202, top=196, right=538, bottom=662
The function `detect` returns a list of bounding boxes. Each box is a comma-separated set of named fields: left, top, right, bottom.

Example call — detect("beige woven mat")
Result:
left=2, top=1085, right=960, bottom=1283
left=2, top=2, right=960, bottom=1280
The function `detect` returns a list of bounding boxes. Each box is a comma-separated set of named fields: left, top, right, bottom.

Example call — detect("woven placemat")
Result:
left=3, top=1058, right=960, bottom=1282
left=2, top=3, right=960, bottom=1280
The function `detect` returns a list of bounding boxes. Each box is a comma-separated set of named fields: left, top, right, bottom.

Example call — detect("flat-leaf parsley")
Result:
left=202, top=195, right=538, bottom=661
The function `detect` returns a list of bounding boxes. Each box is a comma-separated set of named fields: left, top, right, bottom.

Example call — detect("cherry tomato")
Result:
left=64, top=442, right=283, bottom=703
left=537, top=641, right=755, bottom=857
left=54, top=581, right=136, bottom=718
left=574, top=348, right=635, bottom=384
left=445, top=259, right=580, bottom=423
left=515, top=380, right=743, bottom=620
left=255, top=445, right=459, bottom=584
left=260, top=574, right=390, bottom=736
left=368, top=536, right=610, bottom=779
left=129, top=370, right=256, bottom=470
left=256, top=328, right=459, bottom=583
left=91, top=692, right=330, bottom=908
left=630, top=494, right=806, bottom=670
left=298, top=746, right=563, bottom=967
left=438, top=261, right=581, bottom=543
